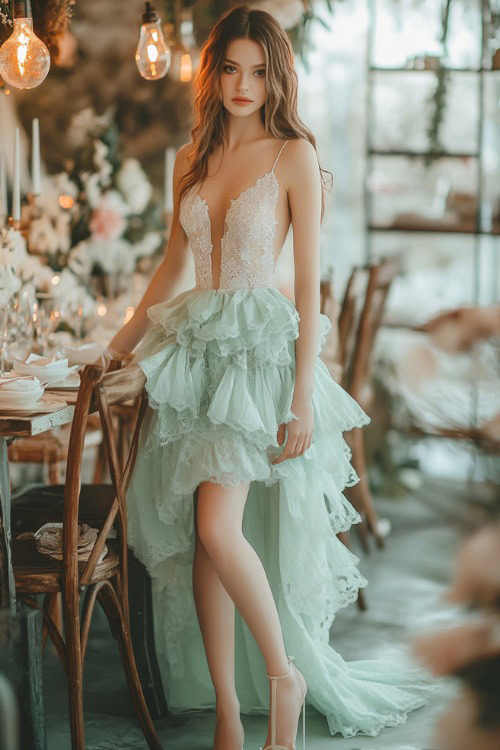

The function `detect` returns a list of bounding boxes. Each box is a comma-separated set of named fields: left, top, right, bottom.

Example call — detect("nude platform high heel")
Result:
left=259, top=655, right=307, bottom=750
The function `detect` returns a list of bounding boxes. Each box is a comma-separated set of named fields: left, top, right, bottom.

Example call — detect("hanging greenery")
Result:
left=424, top=0, right=499, bottom=162
left=425, top=0, right=452, bottom=162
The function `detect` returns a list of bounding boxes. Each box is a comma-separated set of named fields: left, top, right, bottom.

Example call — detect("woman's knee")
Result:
left=196, top=483, right=245, bottom=557
left=196, top=510, right=231, bottom=557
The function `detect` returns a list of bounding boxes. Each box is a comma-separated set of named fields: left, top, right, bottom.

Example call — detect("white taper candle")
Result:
left=0, top=154, right=7, bottom=220
left=13, top=128, right=20, bottom=222
left=164, top=146, right=175, bottom=213
left=32, top=117, right=41, bottom=196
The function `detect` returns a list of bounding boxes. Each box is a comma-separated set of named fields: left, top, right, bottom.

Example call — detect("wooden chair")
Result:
left=339, top=258, right=401, bottom=552
left=92, top=359, right=142, bottom=483
left=8, top=417, right=103, bottom=486
left=10, top=363, right=162, bottom=750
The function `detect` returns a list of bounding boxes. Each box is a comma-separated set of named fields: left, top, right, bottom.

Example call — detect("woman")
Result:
left=105, top=5, right=434, bottom=749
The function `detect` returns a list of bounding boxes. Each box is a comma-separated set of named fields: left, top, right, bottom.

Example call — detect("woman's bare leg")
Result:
left=192, top=488, right=244, bottom=749
left=195, top=480, right=306, bottom=750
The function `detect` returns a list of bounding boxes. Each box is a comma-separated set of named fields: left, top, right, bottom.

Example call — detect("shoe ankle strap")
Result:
left=266, top=655, right=295, bottom=680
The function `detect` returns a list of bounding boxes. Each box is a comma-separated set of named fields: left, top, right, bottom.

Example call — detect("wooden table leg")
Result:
left=0, top=439, right=47, bottom=749
left=0, top=439, right=15, bottom=610
left=9, top=605, right=46, bottom=750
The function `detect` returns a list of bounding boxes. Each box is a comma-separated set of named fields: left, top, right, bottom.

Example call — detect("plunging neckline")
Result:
left=193, top=169, right=278, bottom=247
left=189, top=169, right=279, bottom=289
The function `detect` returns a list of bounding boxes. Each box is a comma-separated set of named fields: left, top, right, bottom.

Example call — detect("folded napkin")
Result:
left=17, top=522, right=108, bottom=564
left=0, top=375, right=43, bottom=392
left=0, top=375, right=44, bottom=403
left=12, top=354, right=78, bottom=385
left=26, top=354, right=69, bottom=368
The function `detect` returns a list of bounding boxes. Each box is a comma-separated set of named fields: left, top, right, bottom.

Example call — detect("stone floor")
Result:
left=43, top=477, right=493, bottom=750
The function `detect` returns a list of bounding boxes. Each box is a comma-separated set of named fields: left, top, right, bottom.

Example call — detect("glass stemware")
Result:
left=0, top=291, right=35, bottom=370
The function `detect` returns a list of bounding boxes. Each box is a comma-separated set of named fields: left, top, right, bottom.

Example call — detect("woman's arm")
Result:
left=106, top=144, right=192, bottom=356
left=272, top=138, right=322, bottom=464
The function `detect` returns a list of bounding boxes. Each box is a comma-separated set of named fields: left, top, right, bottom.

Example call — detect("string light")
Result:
left=135, top=2, right=171, bottom=81
left=0, top=0, right=50, bottom=89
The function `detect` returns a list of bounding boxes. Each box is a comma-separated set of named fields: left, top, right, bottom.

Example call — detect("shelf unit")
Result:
left=363, top=0, right=499, bottom=481
left=363, top=0, right=499, bottom=308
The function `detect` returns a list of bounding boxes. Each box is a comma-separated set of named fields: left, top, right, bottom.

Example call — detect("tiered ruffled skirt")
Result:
left=126, top=287, right=436, bottom=738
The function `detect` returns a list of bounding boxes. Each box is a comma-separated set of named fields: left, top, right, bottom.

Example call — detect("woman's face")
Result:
left=220, top=38, right=268, bottom=117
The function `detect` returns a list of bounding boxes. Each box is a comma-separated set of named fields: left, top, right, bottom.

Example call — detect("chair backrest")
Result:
left=343, top=256, right=401, bottom=400
left=62, top=363, right=147, bottom=603
left=336, top=266, right=371, bottom=378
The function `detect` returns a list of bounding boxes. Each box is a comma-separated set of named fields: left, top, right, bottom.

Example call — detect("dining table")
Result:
left=0, top=383, right=167, bottom=749
left=0, top=396, right=76, bottom=750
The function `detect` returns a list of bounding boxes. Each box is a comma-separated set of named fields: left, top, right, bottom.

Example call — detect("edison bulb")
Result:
left=135, top=3, right=170, bottom=81
left=0, top=17, right=50, bottom=90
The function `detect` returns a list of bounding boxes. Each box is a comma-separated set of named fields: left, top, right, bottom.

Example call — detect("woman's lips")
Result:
left=232, top=97, right=253, bottom=105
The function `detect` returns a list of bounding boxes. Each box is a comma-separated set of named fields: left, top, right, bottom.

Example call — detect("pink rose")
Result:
left=89, top=191, right=128, bottom=241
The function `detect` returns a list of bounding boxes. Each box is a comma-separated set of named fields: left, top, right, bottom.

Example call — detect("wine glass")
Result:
left=1, top=292, right=35, bottom=368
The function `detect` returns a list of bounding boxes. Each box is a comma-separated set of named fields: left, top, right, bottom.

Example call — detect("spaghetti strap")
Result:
left=271, top=140, right=289, bottom=172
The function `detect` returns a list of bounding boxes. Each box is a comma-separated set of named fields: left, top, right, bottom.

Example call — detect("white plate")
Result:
left=44, top=373, right=81, bottom=390
left=0, top=394, right=68, bottom=415
left=11, top=366, right=78, bottom=385
left=0, top=392, right=45, bottom=405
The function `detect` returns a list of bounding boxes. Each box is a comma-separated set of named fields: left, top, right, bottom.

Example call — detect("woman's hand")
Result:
left=93, top=346, right=134, bottom=371
left=271, top=392, right=314, bottom=464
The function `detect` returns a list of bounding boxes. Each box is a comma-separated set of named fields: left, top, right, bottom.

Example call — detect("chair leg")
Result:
left=337, top=531, right=369, bottom=611
left=64, top=591, right=85, bottom=750
left=347, top=428, right=385, bottom=549
left=47, top=459, right=60, bottom=485
left=128, top=551, right=168, bottom=718
left=97, top=580, right=163, bottom=750
left=41, top=592, right=61, bottom=651
left=92, top=442, right=107, bottom=484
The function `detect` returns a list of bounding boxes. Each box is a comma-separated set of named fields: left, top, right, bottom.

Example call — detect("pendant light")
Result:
left=135, top=2, right=171, bottom=81
left=0, top=0, right=50, bottom=89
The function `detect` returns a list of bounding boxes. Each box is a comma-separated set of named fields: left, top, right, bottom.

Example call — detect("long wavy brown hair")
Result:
left=178, top=4, right=333, bottom=220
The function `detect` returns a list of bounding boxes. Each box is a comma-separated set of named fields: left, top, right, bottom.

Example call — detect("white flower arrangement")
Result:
left=117, top=158, right=153, bottom=215
left=21, top=178, right=74, bottom=259
left=69, top=236, right=135, bottom=277
left=0, top=226, right=25, bottom=305
left=66, top=107, right=113, bottom=150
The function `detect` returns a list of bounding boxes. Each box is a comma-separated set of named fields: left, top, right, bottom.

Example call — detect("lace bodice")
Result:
left=179, top=141, right=289, bottom=291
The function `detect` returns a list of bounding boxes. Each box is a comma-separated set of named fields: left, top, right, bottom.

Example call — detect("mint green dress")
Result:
left=126, top=141, right=435, bottom=738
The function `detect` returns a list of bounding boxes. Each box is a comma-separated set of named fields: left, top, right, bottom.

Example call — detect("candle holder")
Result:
left=7, top=216, right=21, bottom=231
left=26, top=192, right=42, bottom=219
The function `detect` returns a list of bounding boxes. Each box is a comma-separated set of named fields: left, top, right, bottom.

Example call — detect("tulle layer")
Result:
left=128, top=288, right=368, bottom=575
left=126, top=286, right=436, bottom=738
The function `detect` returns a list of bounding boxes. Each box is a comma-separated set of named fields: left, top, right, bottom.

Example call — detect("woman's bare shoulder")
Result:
left=283, top=137, right=317, bottom=162
left=175, top=142, right=192, bottom=167
left=280, top=138, right=319, bottom=191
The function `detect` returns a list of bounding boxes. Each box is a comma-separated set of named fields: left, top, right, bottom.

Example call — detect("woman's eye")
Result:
left=223, top=64, right=236, bottom=73
left=255, top=69, right=266, bottom=77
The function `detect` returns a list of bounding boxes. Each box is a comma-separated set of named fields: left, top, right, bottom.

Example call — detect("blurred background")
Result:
left=0, top=1, right=499, bottom=748
left=1, top=0, right=498, bottom=490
